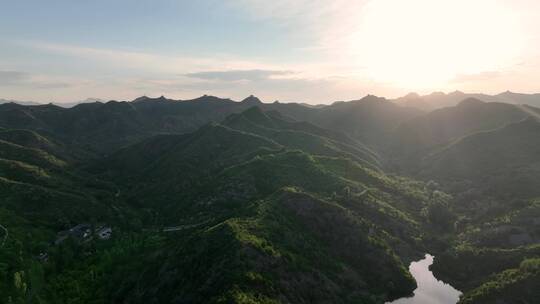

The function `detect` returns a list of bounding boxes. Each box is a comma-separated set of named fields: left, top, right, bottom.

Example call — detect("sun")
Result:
left=349, top=0, right=526, bottom=90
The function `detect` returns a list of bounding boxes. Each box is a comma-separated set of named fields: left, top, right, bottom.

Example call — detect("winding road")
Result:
left=162, top=219, right=212, bottom=232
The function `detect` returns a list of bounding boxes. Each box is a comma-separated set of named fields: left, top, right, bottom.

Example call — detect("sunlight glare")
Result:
left=350, top=0, right=526, bottom=90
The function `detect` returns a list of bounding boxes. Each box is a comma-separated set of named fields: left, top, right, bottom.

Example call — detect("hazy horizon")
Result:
left=1, top=89, right=538, bottom=106
left=2, top=0, right=540, bottom=104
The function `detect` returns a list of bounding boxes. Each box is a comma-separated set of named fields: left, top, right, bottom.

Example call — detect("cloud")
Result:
left=13, top=39, right=372, bottom=86
left=184, top=69, right=295, bottom=82
left=13, top=40, right=350, bottom=95
left=233, top=0, right=538, bottom=91
left=0, top=70, right=29, bottom=85
left=0, top=70, right=76, bottom=89
left=18, top=40, right=292, bottom=76
left=5, top=39, right=406, bottom=103
left=32, top=81, right=74, bottom=89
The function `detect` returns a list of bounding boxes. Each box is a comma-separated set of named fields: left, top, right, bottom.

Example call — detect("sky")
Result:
left=1, top=0, right=540, bottom=104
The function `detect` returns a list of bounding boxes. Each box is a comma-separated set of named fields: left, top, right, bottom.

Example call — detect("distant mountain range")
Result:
left=0, top=97, right=105, bottom=107
left=0, top=98, right=41, bottom=106
left=55, top=97, right=106, bottom=108
left=421, top=117, right=540, bottom=197
left=0, top=94, right=420, bottom=155
left=393, top=90, right=540, bottom=111
left=390, top=98, right=537, bottom=159
left=4, top=90, right=540, bottom=111
left=1, top=92, right=539, bottom=303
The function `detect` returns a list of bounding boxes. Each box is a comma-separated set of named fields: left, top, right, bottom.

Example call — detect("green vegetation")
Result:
left=1, top=97, right=539, bottom=303
left=391, top=99, right=530, bottom=159
left=459, top=257, right=540, bottom=304
left=421, top=118, right=540, bottom=198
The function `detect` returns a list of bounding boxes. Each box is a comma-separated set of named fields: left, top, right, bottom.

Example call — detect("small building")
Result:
left=55, top=224, right=92, bottom=245
left=69, top=224, right=92, bottom=239
left=55, top=223, right=112, bottom=245
left=97, top=227, right=112, bottom=240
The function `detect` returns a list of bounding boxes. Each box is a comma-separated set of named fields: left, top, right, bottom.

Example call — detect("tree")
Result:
left=423, top=191, right=455, bottom=230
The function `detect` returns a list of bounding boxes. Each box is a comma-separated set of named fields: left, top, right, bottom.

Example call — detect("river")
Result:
left=386, top=254, right=461, bottom=304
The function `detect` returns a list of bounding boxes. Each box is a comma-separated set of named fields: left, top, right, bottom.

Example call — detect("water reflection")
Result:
left=387, top=254, right=461, bottom=304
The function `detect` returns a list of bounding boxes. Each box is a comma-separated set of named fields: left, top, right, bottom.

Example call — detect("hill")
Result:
left=0, top=96, right=264, bottom=155
left=421, top=117, right=540, bottom=198
left=0, top=98, right=41, bottom=106
left=390, top=99, right=538, bottom=166
left=0, top=126, right=117, bottom=220
left=0, top=95, right=422, bottom=157
left=394, top=90, right=540, bottom=111
left=0, top=126, right=132, bottom=302
left=91, top=123, right=282, bottom=195
left=305, top=95, right=422, bottom=148
left=85, top=149, right=438, bottom=303
left=222, top=107, right=381, bottom=168
left=77, top=118, right=452, bottom=303
left=3, top=93, right=540, bottom=303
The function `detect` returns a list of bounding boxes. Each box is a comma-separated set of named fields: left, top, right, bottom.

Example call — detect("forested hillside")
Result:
left=1, top=96, right=539, bottom=303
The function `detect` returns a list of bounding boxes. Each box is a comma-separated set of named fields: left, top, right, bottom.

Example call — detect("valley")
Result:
left=0, top=95, right=538, bottom=303
left=387, top=254, right=461, bottom=304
